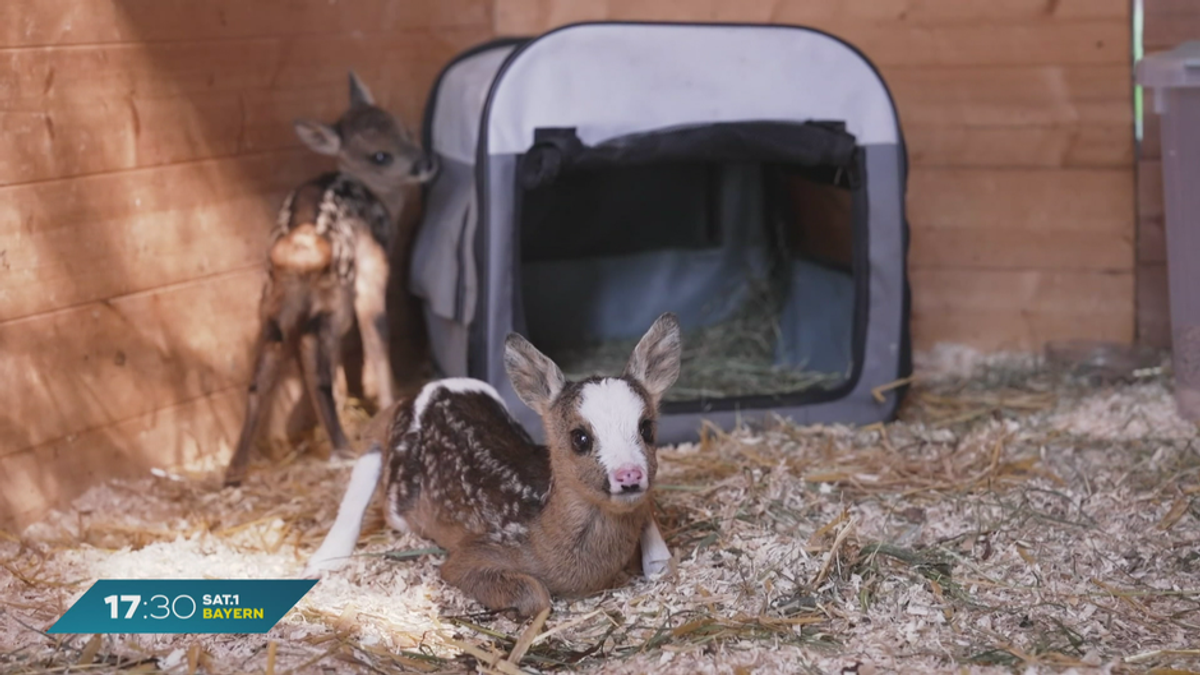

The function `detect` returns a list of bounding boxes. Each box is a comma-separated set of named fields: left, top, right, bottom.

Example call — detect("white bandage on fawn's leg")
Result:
left=641, top=519, right=671, bottom=579
left=303, top=451, right=383, bottom=578
left=384, top=508, right=410, bottom=533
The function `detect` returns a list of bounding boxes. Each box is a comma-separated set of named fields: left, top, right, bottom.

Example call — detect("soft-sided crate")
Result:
left=411, top=22, right=913, bottom=443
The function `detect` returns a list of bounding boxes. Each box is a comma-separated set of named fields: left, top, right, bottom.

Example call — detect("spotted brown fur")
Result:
left=344, top=315, right=684, bottom=618
left=383, top=388, right=550, bottom=548
left=223, top=71, right=435, bottom=488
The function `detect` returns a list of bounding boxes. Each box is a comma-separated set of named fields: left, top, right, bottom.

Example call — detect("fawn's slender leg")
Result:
left=354, top=235, right=395, bottom=409
left=298, top=317, right=351, bottom=457
left=439, top=547, right=552, bottom=619
left=225, top=330, right=286, bottom=486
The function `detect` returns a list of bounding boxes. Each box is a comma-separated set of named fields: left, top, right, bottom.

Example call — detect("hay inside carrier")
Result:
left=515, top=151, right=861, bottom=405
left=550, top=278, right=846, bottom=402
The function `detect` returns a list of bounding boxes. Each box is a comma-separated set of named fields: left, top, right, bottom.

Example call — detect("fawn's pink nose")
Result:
left=613, top=464, right=645, bottom=491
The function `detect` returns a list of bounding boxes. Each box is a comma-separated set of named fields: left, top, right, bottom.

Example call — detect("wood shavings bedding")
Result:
left=2, top=347, right=1198, bottom=674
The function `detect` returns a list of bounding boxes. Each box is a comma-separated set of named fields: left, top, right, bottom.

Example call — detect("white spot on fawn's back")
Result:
left=577, top=379, right=648, bottom=492
left=384, top=508, right=410, bottom=533
left=411, top=378, right=505, bottom=433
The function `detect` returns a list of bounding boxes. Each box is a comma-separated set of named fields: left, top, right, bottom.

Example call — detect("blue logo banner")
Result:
left=47, top=580, right=317, bottom=634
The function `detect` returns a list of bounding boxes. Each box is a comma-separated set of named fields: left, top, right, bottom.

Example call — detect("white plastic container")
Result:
left=1138, top=42, right=1200, bottom=420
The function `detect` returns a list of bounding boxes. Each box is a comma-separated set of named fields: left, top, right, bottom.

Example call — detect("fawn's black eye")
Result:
left=570, top=428, right=592, bottom=454
left=370, top=151, right=393, bottom=166
left=639, top=419, right=655, bottom=445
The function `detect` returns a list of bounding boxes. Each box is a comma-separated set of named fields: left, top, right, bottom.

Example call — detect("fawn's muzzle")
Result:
left=611, top=463, right=648, bottom=495
left=410, top=154, right=439, bottom=182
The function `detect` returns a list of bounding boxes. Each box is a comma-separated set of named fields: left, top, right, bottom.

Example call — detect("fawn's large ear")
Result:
left=624, top=313, right=682, bottom=404
left=348, top=71, right=375, bottom=107
left=294, top=120, right=341, bottom=156
left=505, top=334, right=565, bottom=415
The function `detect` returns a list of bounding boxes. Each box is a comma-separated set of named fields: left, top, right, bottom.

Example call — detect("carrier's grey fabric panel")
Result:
left=481, top=157, right=520, bottom=387
left=409, top=159, right=476, bottom=323
left=656, top=144, right=906, bottom=444
left=520, top=164, right=767, bottom=347
left=482, top=156, right=566, bottom=444
left=776, top=262, right=855, bottom=376
left=836, top=144, right=906, bottom=413
left=486, top=24, right=898, bottom=154
left=411, top=43, right=515, bottom=352
left=431, top=45, right=517, bottom=165
left=423, top=307, right=469, bottom=377
left=782, top=144, right=905, bottom=425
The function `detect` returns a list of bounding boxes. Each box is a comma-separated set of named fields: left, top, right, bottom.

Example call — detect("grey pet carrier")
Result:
left=411, top=22, right=912, bottom=443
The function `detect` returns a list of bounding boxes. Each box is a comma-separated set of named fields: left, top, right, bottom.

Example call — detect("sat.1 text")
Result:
left=203, top=594, right=240, bottom=606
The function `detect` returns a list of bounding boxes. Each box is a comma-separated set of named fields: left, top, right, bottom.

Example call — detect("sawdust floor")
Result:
left=3, top=349, right=1200, bottom=675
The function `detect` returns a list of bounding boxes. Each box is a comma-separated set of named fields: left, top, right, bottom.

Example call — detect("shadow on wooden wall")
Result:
left=0, top=0, right=493, bottom=529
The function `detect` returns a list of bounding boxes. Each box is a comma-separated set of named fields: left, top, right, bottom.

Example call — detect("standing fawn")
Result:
left=224, top=72, right=436, bottom=487
left=303, top=314, right=682, bottom=618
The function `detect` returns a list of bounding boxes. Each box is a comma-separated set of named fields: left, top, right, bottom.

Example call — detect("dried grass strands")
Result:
left=811, top=516, right=857, bottom=588
left=6, top=353, right=1200, bottom=674
left=75, top=634, right=102, bottom=666
left=552, top=278, right=844, bottom=401
left=531, top=610, right=610, bottom=647
left=904, top=388, right=1058, bottom=429
left=506, top=608, right=551, bottom=665
left=1124, top=648, right=1200, bottom=664
left=447, top=640, right=531, bottom=675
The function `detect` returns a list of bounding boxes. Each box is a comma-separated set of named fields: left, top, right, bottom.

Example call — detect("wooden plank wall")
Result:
left=1, top=0, right=1137, bottom=530
left=1138, top=0, right=1200, bottom=347
left=496, top=0, right=1137, bottom=351
left=0, top=0, right=493, bottom=530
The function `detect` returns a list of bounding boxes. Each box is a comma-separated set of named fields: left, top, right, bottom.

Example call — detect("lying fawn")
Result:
left=224, top=72, right=436, bottom=487
left=303, top=313, right=682, bottom=617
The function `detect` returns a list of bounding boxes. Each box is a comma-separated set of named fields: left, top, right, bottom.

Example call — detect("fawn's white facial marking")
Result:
left=577, top=379, right=650, bottom=496
left=411, top=378, right=505, bottom=433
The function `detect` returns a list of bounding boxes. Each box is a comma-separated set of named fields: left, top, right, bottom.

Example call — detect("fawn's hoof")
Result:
left=509, top=584, right=552, bottom=620
left=301, top=556, right=342, bottom=580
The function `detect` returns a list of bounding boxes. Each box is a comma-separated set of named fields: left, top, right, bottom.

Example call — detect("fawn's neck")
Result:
left=531, top=479, right=650, bottom=593
left=342, top=170, right=412, bottom=228
left=376, top=188, right=411, bottom=227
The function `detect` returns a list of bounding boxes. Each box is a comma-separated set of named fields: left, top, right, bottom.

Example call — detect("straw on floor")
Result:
left=2, top=345, right=1198, bottom=674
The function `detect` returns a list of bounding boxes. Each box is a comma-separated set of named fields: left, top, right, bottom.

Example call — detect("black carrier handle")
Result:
left=519, top=128, right=587, bottom=190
